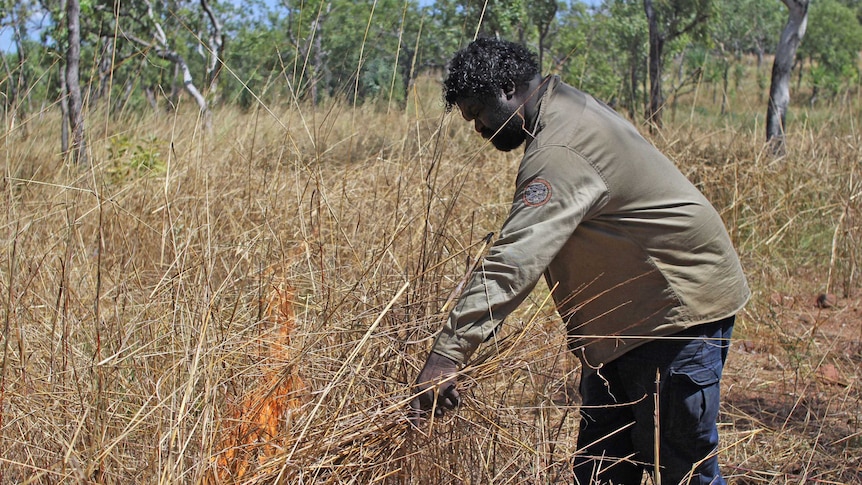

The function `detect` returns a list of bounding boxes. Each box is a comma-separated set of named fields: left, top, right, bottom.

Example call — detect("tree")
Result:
left=726, top=0, right=784, bottom=69
left=148, top=1, right=206, bottom=113
left=605, top=0, right=648, bottom=119
left=797, top=0, right=862, bottom=104
left=88, top=0, right=226, bottom=117
left=707, top=0, right=784, bottom=110
left=766, top=0, right=808, bottom=155
left=533, top=1, right=647, bottom=119
left=217, top=1, right=298, bottom=108
left=464, top=0, right=526, bottom=40
left=277, top=0, right=421, bottom=106
left=643, top=0, right=711, bottom=130
left=66, top=0, right=87, bottom=164
left=418, top=0, right=474, bottom=71
left=528, top=0, right=559, bottom=68
left=199, top=0, right=226, bottom=104
left=1, top=0, right=38, bottom=132
left=420, top=0, right=537, bottom=61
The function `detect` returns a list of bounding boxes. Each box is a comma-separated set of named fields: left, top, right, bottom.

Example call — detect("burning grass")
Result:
left=1, top=77, right=861, bottom=483
left=209, top=271, right=306, bottom=481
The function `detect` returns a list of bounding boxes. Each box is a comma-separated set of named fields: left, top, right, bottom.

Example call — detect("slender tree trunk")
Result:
left=766, top=0, right=809, bottom=155
left=626, top=39, right=639, bottom=121
left=532, top=0, right=557, bottom=71
left=59, top=68, right=70, bottom=155
left=1, top=51, right=14, bottom=116
left=10, top=7, right=30, bottom=134
left=200, top=0, right=225, bottom=105
left=144, top=86, right=158, bottom=111
left=536, top=22, right=550, bottom=71
left=65, top=0, right=88, bottom=164
left=96, top=36, right=114, bottom=104
left=644, top=0, right=664, bottom=131
left=642, top=65, right=649, bottom=114
left=537, top=32, right=545, bottom=70
left=1, top=49, right=24, bottom=137
left=169, top=62, right=180, bottom=110
left=311, top=17, right=324, bottom=104
left=808, top=85, right=819, bottom=107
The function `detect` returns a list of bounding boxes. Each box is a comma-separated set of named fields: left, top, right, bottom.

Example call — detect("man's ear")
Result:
left=502, top=80, right=516, bottom=100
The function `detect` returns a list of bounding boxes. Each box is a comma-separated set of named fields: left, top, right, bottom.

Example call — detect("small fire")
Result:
left=210, top=277, right=306, bottom=481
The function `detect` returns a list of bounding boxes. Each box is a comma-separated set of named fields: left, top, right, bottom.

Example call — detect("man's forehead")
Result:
left=456, top=97, right=486, bottom=113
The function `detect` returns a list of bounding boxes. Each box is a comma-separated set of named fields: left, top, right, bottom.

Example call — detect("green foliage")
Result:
left=360, top=57, right=406, bottom=105
left=419, top=0, right=472, bottom=69
left=710, top=0, right=784, bottom=58
left=321, top=0, right=420, bottom=103
left=445, top=0, right=525, bottom=40
left=703, top=0, right=784, bottom=108
left=649, top=0, right=713, bottom=46
left=222, top=0, right=422, bottom=107
left=551, top=1, right=648, bottom=116
left=554, top=3, right=621, bottom=100
left=418, top=0, right=565, bottom=71
left=5, top=0, right=862, bottom=122
left=1, top=38, right=59, bottom=113
left=798, top=0, right=862, bottom=99
left=107, top=134, right=165, bottom=183
left=837, top=0, right=862, bottom=23
left=220, top=3, right=295, bottom=109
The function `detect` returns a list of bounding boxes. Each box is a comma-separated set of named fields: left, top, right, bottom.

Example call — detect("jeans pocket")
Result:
left=664, top=365, right=721, bottom=439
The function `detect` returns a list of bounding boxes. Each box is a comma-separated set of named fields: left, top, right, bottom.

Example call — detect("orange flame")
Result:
left=210, top=279, right=306, bottom=482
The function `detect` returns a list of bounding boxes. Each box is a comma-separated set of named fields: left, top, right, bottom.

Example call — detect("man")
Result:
left=410, top=38, right=749, bottom=485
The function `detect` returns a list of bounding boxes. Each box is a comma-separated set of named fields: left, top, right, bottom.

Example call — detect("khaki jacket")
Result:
left=432, top=76, right=750, bottom=368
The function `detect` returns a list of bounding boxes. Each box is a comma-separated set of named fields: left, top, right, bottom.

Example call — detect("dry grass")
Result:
left=1, top=69, right=861, bottom=485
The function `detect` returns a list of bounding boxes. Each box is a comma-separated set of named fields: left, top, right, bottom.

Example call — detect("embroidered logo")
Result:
left=523, top=178, right=552, bottom=207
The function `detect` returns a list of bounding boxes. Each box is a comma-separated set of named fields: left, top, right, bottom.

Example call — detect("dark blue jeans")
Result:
left=573, top=316, right=734, bottom=485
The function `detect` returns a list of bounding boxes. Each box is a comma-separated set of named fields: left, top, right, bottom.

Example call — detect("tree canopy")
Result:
left=1, top=0, right=859, bottom=131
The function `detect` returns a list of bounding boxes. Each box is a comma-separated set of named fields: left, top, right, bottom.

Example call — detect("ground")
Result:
left=721, top=284, right=862, bottom=483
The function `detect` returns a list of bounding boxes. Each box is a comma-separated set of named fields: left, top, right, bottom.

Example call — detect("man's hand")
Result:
left=410, top=352, right=460, bottom=420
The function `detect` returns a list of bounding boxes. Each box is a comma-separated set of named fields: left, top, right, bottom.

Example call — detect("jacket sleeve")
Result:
left=431, top=145, right=610, bottom=364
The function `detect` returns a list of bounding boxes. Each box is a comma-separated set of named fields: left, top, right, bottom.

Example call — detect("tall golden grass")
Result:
left=1, top=66, right=860, bottom=484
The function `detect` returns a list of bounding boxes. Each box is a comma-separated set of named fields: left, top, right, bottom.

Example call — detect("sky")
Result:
left=0, top=8, right=50, bottom=54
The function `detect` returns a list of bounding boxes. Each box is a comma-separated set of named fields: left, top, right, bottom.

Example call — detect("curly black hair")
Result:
left=443, top=38, right=540, bottom=111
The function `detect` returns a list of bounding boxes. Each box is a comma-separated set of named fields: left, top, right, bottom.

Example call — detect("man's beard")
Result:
left=482, top=102, right=527, bottom=152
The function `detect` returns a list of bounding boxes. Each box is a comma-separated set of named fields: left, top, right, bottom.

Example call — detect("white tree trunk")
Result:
left=144, top=0, right=209, bottom=115
left=766, top=0, right=809, bottom=154
left=65, top=0, right=88, bottom=164
left=200, top=0, right=225, bottom=103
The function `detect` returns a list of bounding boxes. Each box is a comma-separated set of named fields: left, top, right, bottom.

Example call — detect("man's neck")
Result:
left=522, top=75, right=550, bottom=137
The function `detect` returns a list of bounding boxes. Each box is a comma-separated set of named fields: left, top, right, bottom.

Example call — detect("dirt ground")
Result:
left=721, top=286, right=862, bottom=483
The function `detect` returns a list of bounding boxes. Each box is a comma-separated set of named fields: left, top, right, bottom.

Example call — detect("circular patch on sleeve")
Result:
left=523, top=178, right=552, bottom=207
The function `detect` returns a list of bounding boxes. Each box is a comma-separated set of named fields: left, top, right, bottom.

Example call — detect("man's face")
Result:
left=457, top=94, right=526, bottom=152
